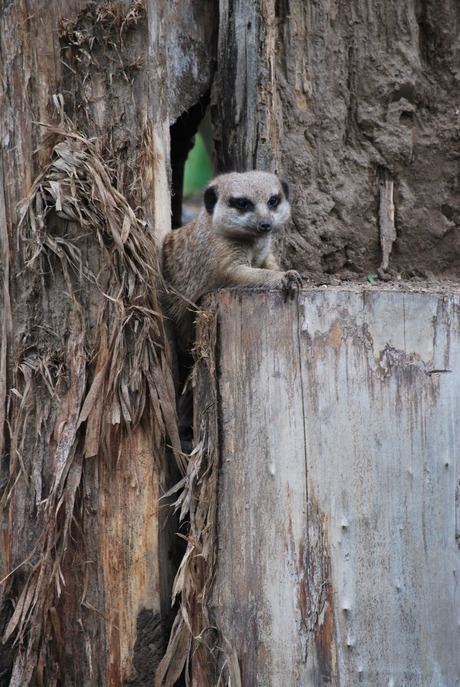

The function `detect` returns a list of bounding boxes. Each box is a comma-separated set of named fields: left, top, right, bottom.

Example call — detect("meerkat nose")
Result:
left=257, top=219, right=273, bottom=233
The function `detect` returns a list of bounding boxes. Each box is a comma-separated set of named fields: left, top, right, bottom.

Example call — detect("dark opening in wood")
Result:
left=169, top=92, right=211, bottom=229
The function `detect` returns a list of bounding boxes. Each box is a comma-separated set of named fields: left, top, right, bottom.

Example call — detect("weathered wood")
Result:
left=204, top=288, right=460, bottom=686
left=379, top=171, right=396, bottom=274
left=212, top=0, right=278, bottom=172
left=0, top=2, right=216, bottom=685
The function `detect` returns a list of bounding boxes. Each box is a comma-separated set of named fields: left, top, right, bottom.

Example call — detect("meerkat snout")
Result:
left=257, top=218, right=272, bottom=233
left=161, top=171, right=302, bottom=346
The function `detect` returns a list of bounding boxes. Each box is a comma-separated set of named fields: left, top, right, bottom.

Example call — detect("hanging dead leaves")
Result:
left=156, top=301, right=242, bottom=687
left=16, top=123, right=181, bottom=465
left=3, top=121, right=182, bottom=685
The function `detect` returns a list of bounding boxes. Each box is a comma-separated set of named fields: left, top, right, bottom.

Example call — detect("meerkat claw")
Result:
left=282, top=270, right=302, bottom=300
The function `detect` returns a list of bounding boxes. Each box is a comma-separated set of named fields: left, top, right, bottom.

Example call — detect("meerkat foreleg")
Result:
left=229, top=264, right=302, bottom=291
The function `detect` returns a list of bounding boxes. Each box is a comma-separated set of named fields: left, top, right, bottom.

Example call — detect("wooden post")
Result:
left=197, top=288, right=460, bottom=686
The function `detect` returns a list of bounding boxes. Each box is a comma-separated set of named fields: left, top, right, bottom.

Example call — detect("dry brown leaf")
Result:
left=154, top=614, right=191, bottom=687
left=77, top=361, right=109, bottom=427
left=227, top=643, right=242, bottom=687
left=3, top=573, right=38, bottom=643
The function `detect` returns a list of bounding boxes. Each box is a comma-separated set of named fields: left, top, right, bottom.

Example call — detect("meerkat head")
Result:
left=202, top=171, right=291, bottom=239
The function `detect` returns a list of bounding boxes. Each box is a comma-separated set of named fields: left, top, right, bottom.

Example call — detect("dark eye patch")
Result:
left=268, top=194, right=281, bottom=209
left=229, top=196, right=254, bottom=212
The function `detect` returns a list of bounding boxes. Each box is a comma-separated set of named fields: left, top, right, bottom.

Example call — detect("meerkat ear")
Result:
left=279, top=178, right=290, bottom=200
left=203, top=185, right=218, bottom=214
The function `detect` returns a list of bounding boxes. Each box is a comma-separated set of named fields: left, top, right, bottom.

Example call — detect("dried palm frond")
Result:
left=156, top=301, right=241, bottom=687
left=4, top=122, right=181, bottom=685
left=17, top=124, right=182, bottom=467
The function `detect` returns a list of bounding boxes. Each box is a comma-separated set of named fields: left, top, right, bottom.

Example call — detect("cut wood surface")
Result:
left=205, top=287, right=460, bottom=686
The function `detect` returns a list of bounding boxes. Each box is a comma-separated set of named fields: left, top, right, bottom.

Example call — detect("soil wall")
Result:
left=212, top=0, right=460, bottom=282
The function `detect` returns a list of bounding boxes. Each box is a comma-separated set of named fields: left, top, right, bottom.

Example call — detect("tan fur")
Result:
left=161, top=171, right=301, bottom=345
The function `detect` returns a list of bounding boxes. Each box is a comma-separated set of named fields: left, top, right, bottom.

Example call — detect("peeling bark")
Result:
left=0, top=2, right=217, bottom=685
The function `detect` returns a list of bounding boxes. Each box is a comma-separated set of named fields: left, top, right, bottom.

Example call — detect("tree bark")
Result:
left=0, top=2, right=216, bottom=685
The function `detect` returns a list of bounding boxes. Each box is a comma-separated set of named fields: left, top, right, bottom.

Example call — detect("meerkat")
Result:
left=161, top=170, right=302, bottom=347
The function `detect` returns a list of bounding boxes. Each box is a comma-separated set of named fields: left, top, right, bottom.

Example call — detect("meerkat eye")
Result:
left=268, top=194, right=281, bottom=209
left=235, top=198, right=249, bottom=210
left=229, top=196, right=253, bottom=212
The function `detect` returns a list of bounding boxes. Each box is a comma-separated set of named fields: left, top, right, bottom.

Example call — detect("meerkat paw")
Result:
left=281, top=270, right=303, bottom=299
